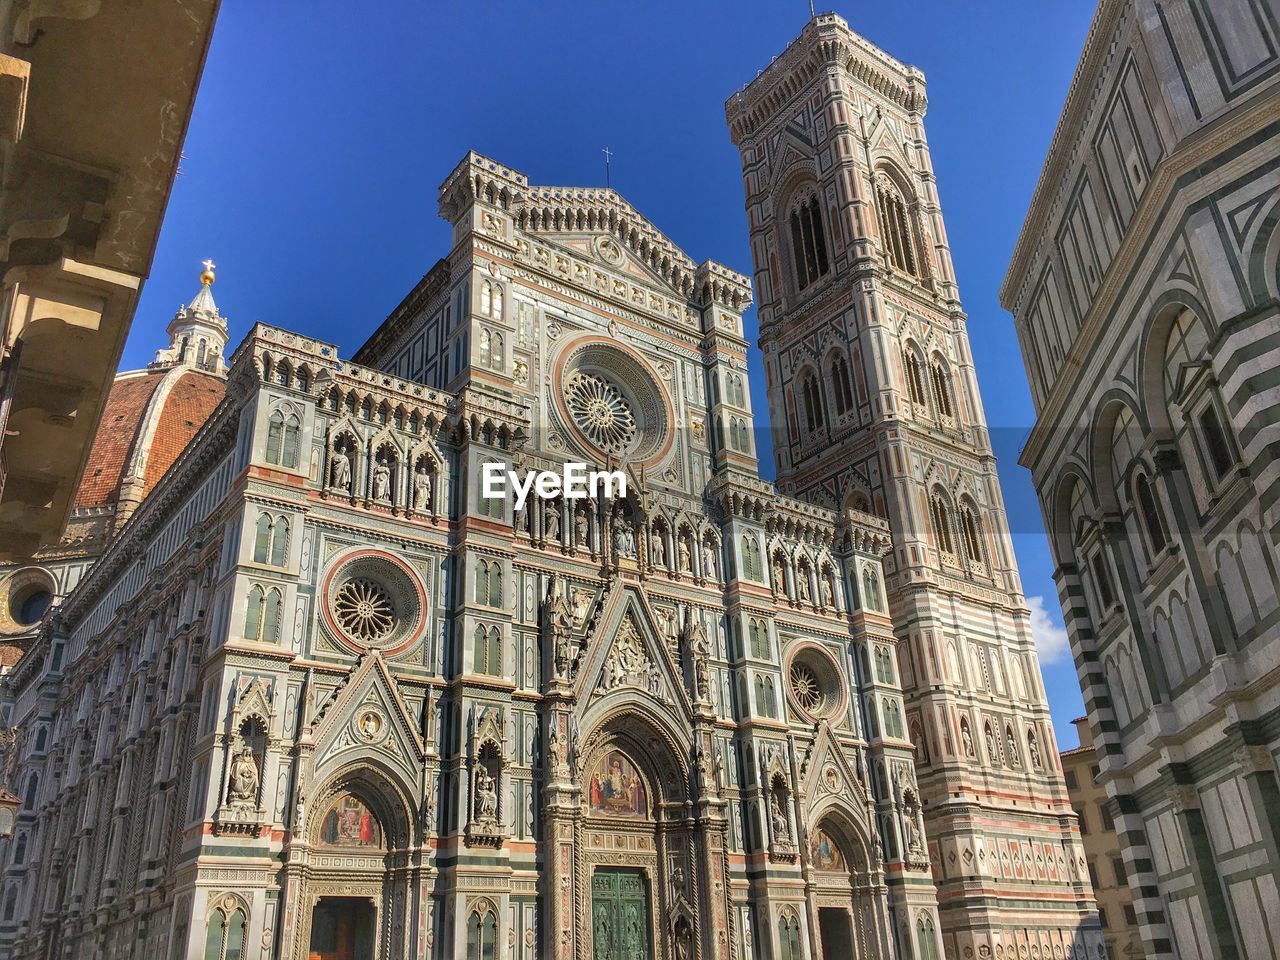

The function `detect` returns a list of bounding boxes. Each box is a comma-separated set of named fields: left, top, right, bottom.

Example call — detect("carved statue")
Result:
left=771, top=794, right=790, bottom=841
left=822, top=574, right=835, bottom=608
left=1028, top=732, right=1042, bottom=769
left=985, top=725, right=999, bottom=764
left=682, top=609, right=710, bottom=701
left=678, top=538, right=691, bottom=572
left=475, top=768, right=498, bottom=824
left=772, top=562, right=786, bottom=596
left=796, top=571, right=811, bottom=602
left=372, top=456, right=391, bottom=501
left=613, top=515, right=635, bottom=558
left=1006, top=727, right=1021, bottom=767
left=574, top=508, right=589, bottom=547
left=702, top=541, right=718, bottom=579
left=652, top=532, right=666, bottom=567
left=330, top=446, right=351, bottom=491
left=548, top=724, right=562, bottom=771
left=413, top=463, right=433, bottom=512
left=544, top=506, right=561, bottom=543
left=227, top=741, right=259, bottom=807
left=545, top=576, right=576, bottom=678
left=961, top=721, right=975, bottom=757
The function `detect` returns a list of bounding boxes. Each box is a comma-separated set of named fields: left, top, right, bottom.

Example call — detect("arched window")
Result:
left=749, top=618, right=769, bottom=659
left=930, top=493, right=955, bottom=556
left=788, top=194, right=830, bottom=291
left=265, top=410, right=301, bottom=468
left=959, top=505, right=983, bottom=565
left=930, top=359, right=954, bottom=419
left=479, top=329, right=492, bottom=369
left=917, top=914, right=940, bottom=960
left=490, top=331, right=504, bottom=371
left=466, top=906, right=498, bottom=960
left=741, top=535, right=762, bottom=582
left=253, top=514, right=272, bottom=563
left=204, top=905, right=247, bottom=960
left=474, top=625, right=502, bottom=676
left=480, top=281, right=493, bottom=317
left=831, top=354, right=854, bottom=416
left=861, top=566, right=883, bottom=612
left=779, top=911, right=804, bottom=960
left=801, top=372, right=825, bottom=432
left=1135, top=474, right=1167, bottom=554
left=270, top=517, right=289, bottom=566
left=244, top=586, right=282, bottom=643
left=475, top=559, right=502, bottom=607
left=874, top=172, right=918, bottom=275
left=903, top=349, right=926, bottom=406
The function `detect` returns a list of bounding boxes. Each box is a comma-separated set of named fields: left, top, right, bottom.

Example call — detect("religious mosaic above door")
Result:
left=318, top=794, right=383, bottom=848
left=588, top=751, right=649, bottom=819
left=810, top=827, right=844, bottom=871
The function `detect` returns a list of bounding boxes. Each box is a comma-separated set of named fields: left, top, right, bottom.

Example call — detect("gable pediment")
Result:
left=310, top=651, right=426, bottom=774
left=576, top=589, right=692, bottom=717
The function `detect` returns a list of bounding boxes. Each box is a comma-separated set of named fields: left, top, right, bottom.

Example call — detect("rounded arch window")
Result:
left=0, top=568, right=55, bottom=635
left=785, top=643, right=847, bottom=723
left=321, top=549, right=426, bottom=656
left=874, top=170, right=919, bottom=276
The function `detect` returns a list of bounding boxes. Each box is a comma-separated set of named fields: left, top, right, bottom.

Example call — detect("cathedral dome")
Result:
left=59, top=264, right=230, bottom=556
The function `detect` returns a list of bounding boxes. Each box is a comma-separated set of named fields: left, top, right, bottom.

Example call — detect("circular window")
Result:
left=321, top=550, right=425, bottom=656
left=553, top=340, right=670, bottom=464
left=785, top=643, right=847, bottom=723
left=0, top=568, right=56, bottom=635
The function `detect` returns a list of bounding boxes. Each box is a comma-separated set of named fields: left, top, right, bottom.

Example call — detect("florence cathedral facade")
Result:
left=0, top=16, right=1099, bottom=960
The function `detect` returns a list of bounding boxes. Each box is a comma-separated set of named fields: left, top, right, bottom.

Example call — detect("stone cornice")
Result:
left=726, top=13, right=926, bottom=145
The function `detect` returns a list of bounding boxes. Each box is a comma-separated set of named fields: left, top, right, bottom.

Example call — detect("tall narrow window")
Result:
left=466, top=907, right=498, bottom=960
left=960, top=507, right=983, bottom=564
left=1198, top=405, right=1234, bottom=479
left=253, top=515, right=272, bottom=564
left=270, top=517, right=289, bottom=566
left=1135, top=475, right=1167, bottom=554
left=930, top=495, right=954, bottom=555
left=875, top=173, right=918, bottom=276
left=801, top=374, right=825, bottom=432
left=265, top=411, right=300, bottom=468
left=788, top=195, right=830, bottom=291
left=903, top=350, right=926, bottom=405
left=831, top=355, right=854, bottom=416
left=930, top=360, right=953, bottom=419
left=244, top=586, right=263, bottom=640
left=1091, top=552, right=1115, bottom=610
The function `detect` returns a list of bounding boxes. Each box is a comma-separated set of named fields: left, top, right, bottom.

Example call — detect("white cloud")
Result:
left=1027, top=595, right=1071, bottom=664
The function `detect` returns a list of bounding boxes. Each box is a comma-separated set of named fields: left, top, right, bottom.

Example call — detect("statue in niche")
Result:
left=330, top=445, right=351, bottom=491
left=1005, top=726, right=1020, bottom=767
left=544, top=505, right=561, bottom=542
left=1027, top=731, right=1042, bottom=769
left=372, top=456, right=391, bottom=501
left=574, top=508, right=589, bottom=547
left=796, top=570, right=811, bottom=602
left=474, top=768, right=498, bottom=824
left=985, top=724, right=999, bottom=764
left=822, top=574, right=835, bottom=608
left=652, top=532, right=666, bottom=567
left=702, top=540, right=718, bottom=579
left=771, top=793, right=790, bottom=841
left=545, top=576, right=575, bottom=678
left=678, top=537, right=691, bottom=572
left=961, top=720, right=975, bottom=757
left=682, top=609, right=710, bottom=701
left=227, top=741, right=259, bottom=807
left=772, top=562, right=786, bottom=596
left=613, top=514, right=635, bottom=558
left=413, top=462, right=433, bottom=512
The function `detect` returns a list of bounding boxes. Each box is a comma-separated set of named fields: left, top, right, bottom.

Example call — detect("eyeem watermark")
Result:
left=482, top=462, right=627, bottom=510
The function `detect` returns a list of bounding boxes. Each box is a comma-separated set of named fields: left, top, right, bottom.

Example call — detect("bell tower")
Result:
left=727, top=14, right=1101, bottom=958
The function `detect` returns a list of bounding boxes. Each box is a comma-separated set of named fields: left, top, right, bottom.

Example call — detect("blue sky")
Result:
left=123, top=0, right=1096, bottom=748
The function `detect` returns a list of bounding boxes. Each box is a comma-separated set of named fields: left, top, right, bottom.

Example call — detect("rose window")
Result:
left=785, top=644, right=847, bottom=722
left=564, top=371, right=637, bottom=453
left=790, top=663, right=822, bottom=712
left=334, top=578, right=395, bottom=641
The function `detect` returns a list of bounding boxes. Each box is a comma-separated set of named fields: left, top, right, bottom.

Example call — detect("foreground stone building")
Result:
left=0, top=15, right=1098, bottom=960
left=1002, top=0, right=1280, bottom=958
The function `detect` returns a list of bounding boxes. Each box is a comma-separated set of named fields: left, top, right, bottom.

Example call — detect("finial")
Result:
left=200, top=258, right=216, bottom=286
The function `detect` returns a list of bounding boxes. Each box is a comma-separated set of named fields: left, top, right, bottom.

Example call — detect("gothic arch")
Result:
left=577, top=705, right=692, bottom=811
left=306, top=757, right=417, bottom=850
